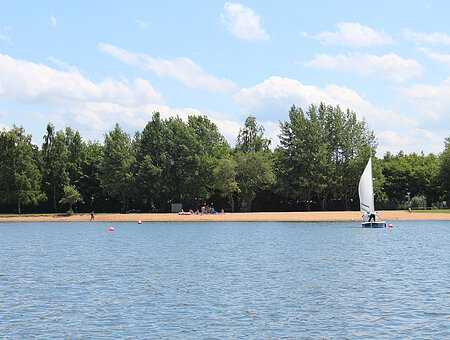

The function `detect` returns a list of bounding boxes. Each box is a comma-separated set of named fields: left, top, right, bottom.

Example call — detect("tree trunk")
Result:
left=53, top=185, right=57, bottom=212
left=230, top=195, right=235, bottom=213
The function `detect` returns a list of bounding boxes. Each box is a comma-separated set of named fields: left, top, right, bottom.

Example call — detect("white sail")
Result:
left=358, top=157, right=374, bottom=221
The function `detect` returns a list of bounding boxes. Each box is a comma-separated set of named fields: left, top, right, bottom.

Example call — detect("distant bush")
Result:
left=411, top=195, right=427, bottom=210
left=66, top=209, right=74, bottom=216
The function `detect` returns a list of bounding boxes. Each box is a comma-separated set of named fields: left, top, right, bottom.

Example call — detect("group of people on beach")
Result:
left=179, top=203, right=224, bottom=215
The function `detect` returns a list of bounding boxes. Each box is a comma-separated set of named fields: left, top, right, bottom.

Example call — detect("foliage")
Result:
left=0, top=126, right=46, bottom=213
left=99, top=123, right=136, bottom=212
left=59, top=185, right=83, bottom=213
left=214, top=158, right=239, bottom=212
left=411, top=195, right=427, bottom=210
left=0, top=108, right=448, bottom=214
left=42, top=123, right=69, bottom=212
left=277, top=103, right=374, bottom=210
left=235, top=151, right=275, bottom=211
left=236, top=116, right=271, bottom=153
left=439, top=137, right=450, bottom=201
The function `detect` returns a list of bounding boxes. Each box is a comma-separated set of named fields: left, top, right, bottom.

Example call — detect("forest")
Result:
left=1, top=103, right=449, bottom=214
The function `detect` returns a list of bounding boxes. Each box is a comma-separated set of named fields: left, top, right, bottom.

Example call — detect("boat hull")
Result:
left=361, top=221, right=386, bottom=228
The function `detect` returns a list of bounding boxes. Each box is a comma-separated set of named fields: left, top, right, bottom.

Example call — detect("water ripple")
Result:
left=0, top=221, right=448, bottom=338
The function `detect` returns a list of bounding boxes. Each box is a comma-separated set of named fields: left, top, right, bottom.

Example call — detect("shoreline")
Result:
left=0, top=210, right=449, bottom=222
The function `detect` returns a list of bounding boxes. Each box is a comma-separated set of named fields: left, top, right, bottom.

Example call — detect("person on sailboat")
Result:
left=368, top=211, right=378, bottom=222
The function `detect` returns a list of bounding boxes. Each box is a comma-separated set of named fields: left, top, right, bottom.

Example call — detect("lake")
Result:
left=0, top=221, right=448, bottom=338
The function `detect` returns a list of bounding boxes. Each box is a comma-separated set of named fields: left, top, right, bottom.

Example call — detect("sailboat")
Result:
left=358, top=155, right=386, bottom=228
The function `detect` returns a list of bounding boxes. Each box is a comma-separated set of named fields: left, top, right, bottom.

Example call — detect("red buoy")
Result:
left=109, top=227, right=114, bottom=231
left=138, top=220, right=142, bottom=224
left=388, top=224, right=393, bottom=228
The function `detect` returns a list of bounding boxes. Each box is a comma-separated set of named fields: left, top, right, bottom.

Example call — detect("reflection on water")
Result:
left=0, top=221, right=448, bottom=338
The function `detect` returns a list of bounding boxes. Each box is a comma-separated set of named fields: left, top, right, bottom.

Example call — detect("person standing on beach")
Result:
left=90, top=211, right=95, bottom=221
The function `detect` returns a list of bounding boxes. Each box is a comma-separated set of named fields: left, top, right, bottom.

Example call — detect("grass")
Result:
left=411, top=209, right=450, bottom=213
left=0, top=212, right=89, bottom=218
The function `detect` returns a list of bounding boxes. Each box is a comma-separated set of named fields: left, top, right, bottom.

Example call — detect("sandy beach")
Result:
left=1, top=210, right=449, bottom=223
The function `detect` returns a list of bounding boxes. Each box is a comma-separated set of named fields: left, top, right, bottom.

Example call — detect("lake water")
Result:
left=0, top=220, right=448, bottom=339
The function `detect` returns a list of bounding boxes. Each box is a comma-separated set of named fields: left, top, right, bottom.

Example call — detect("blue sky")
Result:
left=1, top=1, right=449, bottom=155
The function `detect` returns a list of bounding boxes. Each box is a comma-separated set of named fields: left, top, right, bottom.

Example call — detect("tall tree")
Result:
left=188, top=115, right=230, bottom=203
left=439, top=137, right=450, bottom=202
left=236, top=115, right=271, bottom=153
left=0, top=126, right=46, bottom=213
left=100, top=123, right=136, bottom=212
left=42, top=123, right=69, bottom=212
left=64, top=127, right=85, bottom=187
left=235, top=151, right=275, bottom=212
left=135, top=113, right=168, bottom=210
left=277, top=104, right=374, bottom=210
left=79, top=141, right=102, bottom=210
left=214, top=158, right=239, bottom=212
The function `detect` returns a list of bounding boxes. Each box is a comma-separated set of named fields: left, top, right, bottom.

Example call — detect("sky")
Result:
left=1, top=1, right=449, bottom=156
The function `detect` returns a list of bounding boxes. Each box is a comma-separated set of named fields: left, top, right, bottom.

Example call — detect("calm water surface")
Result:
left=0, top=220, right=448, bottom=339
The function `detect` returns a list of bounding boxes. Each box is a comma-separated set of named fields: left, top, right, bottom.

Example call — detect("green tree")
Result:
left=79, top=141, right=102, bottom=210
left=381, top=151, right=441, bottom=206
left=100, top=123, right=136, bottom=212
left=59, top=185, right=82, bottom=213
left=235, top=151, right=275, bottom=211
left=214, top=158, right=239, bottom=212
left=236, top=115, right=271, bottom=153
left=0, top=126, right=46, bottom=213
left=42, top=123, right=69, bottom=212
left=135, top=113, right=168, bottom=210
left=187, top=115, right=230, bottom=204
left=277, top=103, right=374, bottom=210
left=438, top=136, right=450, bottom=202
left=64, top=127, right=85, bottom=187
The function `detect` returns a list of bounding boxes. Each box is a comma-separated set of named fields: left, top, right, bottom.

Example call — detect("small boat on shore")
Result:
left=358, top=154, right=386, bottom=228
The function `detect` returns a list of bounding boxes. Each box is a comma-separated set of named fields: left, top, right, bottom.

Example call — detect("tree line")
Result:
left=1, top=103, right=449, bottom=214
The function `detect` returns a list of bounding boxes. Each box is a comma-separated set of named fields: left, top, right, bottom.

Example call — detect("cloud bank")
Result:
left=303, top=52, right=422, bottom=82
left=303, top=22, right=393, bottom=47
left=221, top=2, right=269, bottom=41
left=98, top=43, right=238, bottom=94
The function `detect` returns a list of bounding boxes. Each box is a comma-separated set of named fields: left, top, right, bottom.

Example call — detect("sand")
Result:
left=1, top=210, right=449, bottom=222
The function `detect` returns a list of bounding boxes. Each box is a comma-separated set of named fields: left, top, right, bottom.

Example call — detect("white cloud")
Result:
left=419, top=47, right=450, bottom=67
left=0, top=53, right=164, bottom=106
left=136, top=19, right=148, bottom=30
left=306, top=22, right=394, bottom=47
left=234, top=76, right=406, bottom=127
left=98, top=43, right=238, bottom=94
left=377, top=128, right=444, bottom=155
left=397, top=78, right=450, bottom=128
left=402, top=28, right=450, bottom=45
left=48, top=56, right=80, bottom=73
left=0, top=27, right=12, bottom=44
left=303, top=52, right=422, bottom=82
left=69, top=102, right=242, bottom=143
left=232, top=76, right=438, bottom=153
left=221, top=2, right=269, bottom=41
left=50, top=14, right=56, bottom=26
left=98, top=43, right=140, bottom=65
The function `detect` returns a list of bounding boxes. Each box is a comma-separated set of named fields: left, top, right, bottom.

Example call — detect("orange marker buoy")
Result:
left=138, top=220, right=142, bottom=224
left=109, top=227, right=114, bottom=231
